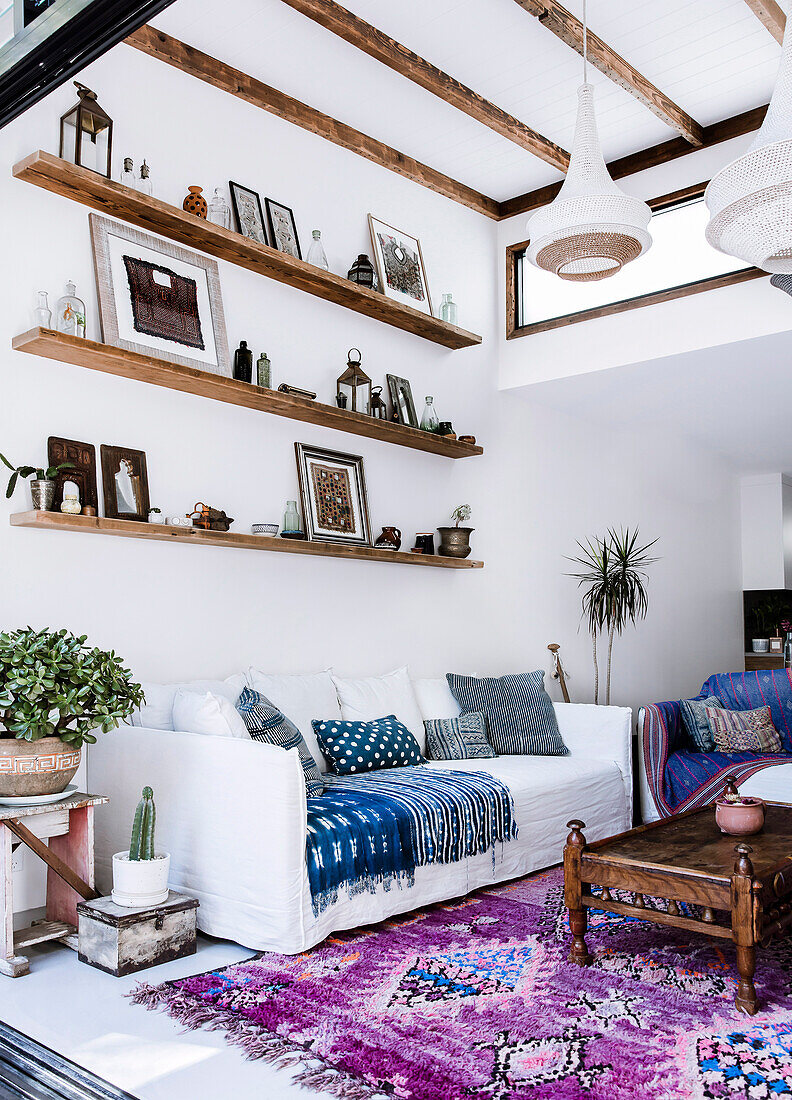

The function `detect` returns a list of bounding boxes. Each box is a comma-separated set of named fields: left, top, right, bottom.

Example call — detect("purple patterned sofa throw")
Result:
left=642, top=670, right=792, bottom=817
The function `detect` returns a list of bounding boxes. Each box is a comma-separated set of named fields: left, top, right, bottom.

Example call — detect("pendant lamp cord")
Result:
left=582, top=0, right=588, bottom=83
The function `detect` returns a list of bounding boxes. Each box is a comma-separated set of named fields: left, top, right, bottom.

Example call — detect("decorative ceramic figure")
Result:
left=307, top=230, right=329, bottom=270
left=256, top=352, right=272, bottom=388
left=56, top=281, right=86, bottom=338
left=34, top=291, right=52, bottom=328
left=60, top=480, right=81, bottom=514
left=137, top=160, right=153, bottom=196
left=374, top=526, right=402, bottom=551
left=207, top=188, right=231, bottom=229
left=233, top=341, right=252, bottom=383
left=183, top=186, right=207, bottom=218
left=439, top=293, right=458, bottom=325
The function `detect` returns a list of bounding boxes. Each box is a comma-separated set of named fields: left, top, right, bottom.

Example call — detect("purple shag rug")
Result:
left=131, top=868, right=792, bottom=1099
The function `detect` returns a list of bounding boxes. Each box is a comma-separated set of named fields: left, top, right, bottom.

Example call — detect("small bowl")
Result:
left=252, top=523, right=279, bottom=536
left=715, top=796, right=766, bottom=835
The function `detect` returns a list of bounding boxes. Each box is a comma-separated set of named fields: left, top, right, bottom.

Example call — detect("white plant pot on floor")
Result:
left=111, top=851, right=170, bottom=908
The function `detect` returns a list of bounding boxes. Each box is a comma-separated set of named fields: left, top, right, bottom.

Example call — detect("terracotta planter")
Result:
left=715, top=797, right=766, bottom=836
left=0, top=737, right=81, bottom=797
left=438, top=526, right=474, bottom=558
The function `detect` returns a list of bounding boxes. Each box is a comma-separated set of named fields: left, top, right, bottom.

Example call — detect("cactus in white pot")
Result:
left=112, top=786, right=170, bottom=908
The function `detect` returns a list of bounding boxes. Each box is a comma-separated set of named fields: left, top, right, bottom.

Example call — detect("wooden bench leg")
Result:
left=46, top=805, right=96, bottom=926
left=564, top=820, right=592, bottom=966
left=0, top=824, right=28, bottom=978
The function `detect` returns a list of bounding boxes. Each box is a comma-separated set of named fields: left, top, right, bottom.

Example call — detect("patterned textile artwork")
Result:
left=122, top=257, right=205, bottom=349
left=377, top=231, right=425, bottom=300
left=310, top=463, right=354, bottom=534
left=132, top=866, right=792, bottom=1099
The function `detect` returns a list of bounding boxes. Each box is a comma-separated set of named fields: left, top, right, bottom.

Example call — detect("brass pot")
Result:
left=0, top=737, right=81, bottom=797
left=438, top=526, right=474, bottom=558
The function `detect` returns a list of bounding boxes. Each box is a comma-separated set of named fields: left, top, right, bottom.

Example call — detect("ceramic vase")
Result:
left=375, top=526, right=402, bottom=551
left=183, top=186, right=207, bottom=218
left=715, top=797, right=765, bottom=835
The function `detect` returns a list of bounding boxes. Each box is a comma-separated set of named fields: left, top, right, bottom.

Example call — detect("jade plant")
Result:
left=129, top=786, right=156, bottom=860
left=0, top=627, right=144, bottom=746
left=0, top=453, right=72, bottom=499
left=451, top=504, right=472, bottom=527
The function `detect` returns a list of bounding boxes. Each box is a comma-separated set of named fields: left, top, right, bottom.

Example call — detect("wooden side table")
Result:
left=0, top=792, right=109, bottom=977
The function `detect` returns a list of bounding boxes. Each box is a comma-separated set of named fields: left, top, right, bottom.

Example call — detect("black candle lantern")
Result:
left=59, top=82, right=113, bottom=177
left=337, top=348, right=371, bottom=415
left=370, top=386, right=388, bottom=420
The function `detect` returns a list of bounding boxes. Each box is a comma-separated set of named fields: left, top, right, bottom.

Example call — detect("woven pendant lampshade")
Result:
left=705, top=14, right=792, bottom=272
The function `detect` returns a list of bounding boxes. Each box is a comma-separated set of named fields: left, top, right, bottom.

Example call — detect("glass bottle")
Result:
left=307, top=230, right=329, bottom=270
left=119, top=157, right=136, bottom=188
left=34, top=291, right=52, bottom=328
left=440, top=293, right=458, bottom=325
left=420, top=396, right=439, bottom=433
left=56, top=281, right=86, bottom=338
left=233, top=340, right=252, bottom=383
left=784, top=632, right=792, bottom=669
left=256, top=351, right=271, bottom=388
left=207, top=187, right=231, bottom=229
left=137, top=159, right=153, bottom=196
left=282, top=500, right=302, bottom=534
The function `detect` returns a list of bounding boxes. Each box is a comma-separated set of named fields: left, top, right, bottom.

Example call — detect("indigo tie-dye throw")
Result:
left=305, top=766, right=517, bottom=914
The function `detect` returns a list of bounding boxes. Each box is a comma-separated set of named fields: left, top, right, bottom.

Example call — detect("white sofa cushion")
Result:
left=133, top=675, right=247, bottom=731
left=332, top=667, right=426, bottom=753
left=247, top=668, right=339, bottom=767
left=412, top=677, right=462, bottom=722
left=173, top=689, right=250, bottom=740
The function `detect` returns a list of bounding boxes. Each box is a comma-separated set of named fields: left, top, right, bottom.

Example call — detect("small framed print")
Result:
left=100, top=445, right=150, bottom=522
left=295, top=443, right=371, bottom=547
left=386, top=374, right=418, bottom=429
left=265, top=198, right=302, bottom=259
left=47, top=436, right=98, bottom=513
left=368, top=215, right=432, bottom=316
left=90, top=214, right=231, bottom=376
left=229, top=181, right=268, bottom=246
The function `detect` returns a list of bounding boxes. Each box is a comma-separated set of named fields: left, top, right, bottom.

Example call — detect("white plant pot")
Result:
left=111, top=851, right=170, bottom=908
left=752, top=638, right=770, bottom=653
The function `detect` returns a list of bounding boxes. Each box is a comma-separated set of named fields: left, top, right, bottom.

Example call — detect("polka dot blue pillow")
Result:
left=312, top=715, right=425, bottom=775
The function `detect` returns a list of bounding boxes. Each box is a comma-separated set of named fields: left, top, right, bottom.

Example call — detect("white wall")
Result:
left=0, top=42, right=744, bottom=911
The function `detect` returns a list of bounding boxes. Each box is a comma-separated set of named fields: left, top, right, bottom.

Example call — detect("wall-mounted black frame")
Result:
left=0, top=0, right=176, bottom=131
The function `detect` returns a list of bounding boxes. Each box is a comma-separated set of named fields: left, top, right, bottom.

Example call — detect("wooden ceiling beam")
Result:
left=498, top=104, right=768, bottom=219
left=278, top=0, right=569, bottom=171
left=743, top=0, right=786, bottom=43
left=125, top=26, right=500, bottom=219
left=514, top=0, right=703, bottom=146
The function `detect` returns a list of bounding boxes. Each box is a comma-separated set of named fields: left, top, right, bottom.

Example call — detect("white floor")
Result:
left=0, top=935, right=334, bottom=1100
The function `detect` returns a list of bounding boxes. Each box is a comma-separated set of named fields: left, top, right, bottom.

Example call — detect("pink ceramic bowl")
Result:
left=715, top=796, right=765, bottom=835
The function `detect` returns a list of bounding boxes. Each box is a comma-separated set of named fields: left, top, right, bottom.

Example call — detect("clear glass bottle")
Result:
left=137, top=159, right=153, bottom=196
left=420, top=396, right=439, bottom=433
left=784, top=631, right=792, bottom=669
left=283, top=500, right=302, bottom=533
left=120, top=156, right=136, bottom=188
left=440, top=293, right=458, bottom=325
left=34, top=291, right=52, bottom=328
left=56, top=281, right=86, bottom=338
left=307, top=230, right=329, bottom=270
left=256, top=351, right=271, bottom=388
left=207, top=187, right=231, bottom=229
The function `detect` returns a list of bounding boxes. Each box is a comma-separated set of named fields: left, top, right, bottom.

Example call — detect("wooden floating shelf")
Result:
left=13, top=329, right=484, bottom=460
left=10, top=512, right=484, bottom=570
left=13, top=152, right=483, bottom=351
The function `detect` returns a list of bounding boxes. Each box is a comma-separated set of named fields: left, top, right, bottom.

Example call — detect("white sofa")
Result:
left=88, top=672, right=632, bottom=954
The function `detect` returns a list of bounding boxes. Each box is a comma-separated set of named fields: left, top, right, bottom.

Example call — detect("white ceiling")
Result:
left=151, top=0, right=781, bottom=203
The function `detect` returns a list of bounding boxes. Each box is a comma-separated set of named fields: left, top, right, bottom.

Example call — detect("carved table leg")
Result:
left=735, top=945, right=758, bottom=1015
left=732, top=844, right=758, bottom=1015
left=564, top=820, right=592, bottom=966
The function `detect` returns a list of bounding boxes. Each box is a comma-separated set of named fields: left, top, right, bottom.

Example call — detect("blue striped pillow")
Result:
left=424, top=712, right=495, bottom=760
left=446, top=671, right=568, bottom=757
left=237, top=687, right=324, bottom=797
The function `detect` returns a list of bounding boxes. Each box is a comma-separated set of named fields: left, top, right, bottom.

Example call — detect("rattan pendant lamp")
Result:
left=705, top=10, right=792, bottom=272
left=526, top=0, right=652, bottom=281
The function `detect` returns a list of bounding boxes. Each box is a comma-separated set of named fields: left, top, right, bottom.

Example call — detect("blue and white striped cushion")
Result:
left=446, top=671, right=568, bottom=757
left=237, top=686, right=324, bottom=797
left=423, top=712, right=495, bottom=760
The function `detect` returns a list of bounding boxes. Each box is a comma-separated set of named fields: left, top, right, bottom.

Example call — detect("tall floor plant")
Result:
left=569, top=527, right=658, bottom=705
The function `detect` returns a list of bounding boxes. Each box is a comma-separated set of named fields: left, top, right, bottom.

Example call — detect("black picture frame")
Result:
left=386, top=374, right=418, bottom=429
left=229, top=181, right=268, bottom=247
left=265, top=198, right=302, bottom=260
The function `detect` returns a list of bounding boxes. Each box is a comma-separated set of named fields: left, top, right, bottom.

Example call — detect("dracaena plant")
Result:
left=0, top=453, right=72, bottom=499
left=0, top=627, right=144, bottom=748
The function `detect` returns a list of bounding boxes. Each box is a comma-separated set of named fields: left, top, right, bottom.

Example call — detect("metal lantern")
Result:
left=59, top=82, right=113, bottom=177
left=370, top=386, right=388, bottom=420
left=337, top=348, right=371, bottom=415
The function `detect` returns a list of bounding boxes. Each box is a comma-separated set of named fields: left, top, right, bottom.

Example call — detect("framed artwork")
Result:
left=386, top=374, right=418, bottom=429
left=229, top=181, right=268, bottom=246
left=295, top=443, right=371, bottom=547
left=47, top=437, right=97, bottom=513
left=100, top=445, right=150, bottom=522
left=89, top=214, right=231, bottom=376
left=368, top=215, right=432, bottom=315
left=265, top=198, right=302, bottom=260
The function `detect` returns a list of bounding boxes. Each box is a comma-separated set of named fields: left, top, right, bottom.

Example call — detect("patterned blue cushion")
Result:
left=680, top=695, right=723, bottom=752
left=446, top=671, right=568, bottom=756
left=423, top=712, right=495, bottom=761
left=237, top=687, right=324, bottom=797
left=312, top=715, right=425, bottom=775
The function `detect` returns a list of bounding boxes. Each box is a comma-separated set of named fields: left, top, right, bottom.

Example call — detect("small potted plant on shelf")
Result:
left=438, top=504, right=473, bottom=559
left=0, top=452, right=72, bottom=512
left=112, top=786, right=170, bottom=908
left=0, top=627, right=144, bottom=799
left=147, top=507, right=165, bottom=525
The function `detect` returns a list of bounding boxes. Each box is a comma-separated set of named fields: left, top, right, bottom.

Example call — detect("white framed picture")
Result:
left=295, top=443, right=371, bottom=547
left=89, top=214, right=231, bottom=376
left=368, top=215, right=432, bottom=316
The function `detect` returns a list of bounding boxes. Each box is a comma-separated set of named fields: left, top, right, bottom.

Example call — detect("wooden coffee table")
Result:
left=564, top=782, right=792, bottom=1015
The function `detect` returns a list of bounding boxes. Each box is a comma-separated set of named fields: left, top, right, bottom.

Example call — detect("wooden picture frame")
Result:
left=89, top=213, right=231, bottom=376
left=386, top=374, right=418, bottom=429
left=47, top=437, right=97, bottom=513
left=265, top=198, right=301, bottom=260
left=368, top=214, right=432, bottom=316
left=295, top=443, right=371, bottom=547
left=229, top=181, right=268, bottom=247
left=100, top=445, right=150, bottom=521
